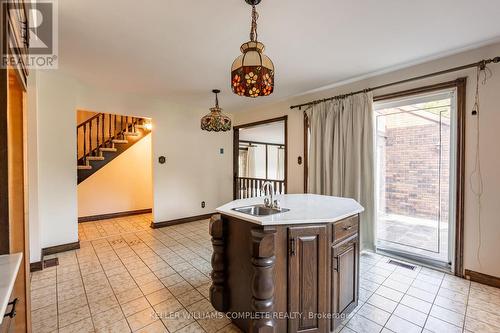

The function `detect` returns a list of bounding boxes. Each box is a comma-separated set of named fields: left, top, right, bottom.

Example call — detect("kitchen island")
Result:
left=209, top=194, right=364, bottom=333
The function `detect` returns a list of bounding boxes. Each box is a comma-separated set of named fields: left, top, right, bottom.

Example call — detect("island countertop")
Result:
left=0, top=253, right=22, bottom=325
left=216, top=193, right=364, bottom=225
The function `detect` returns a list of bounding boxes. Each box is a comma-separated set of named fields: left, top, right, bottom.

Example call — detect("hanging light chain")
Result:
left=214, top=91, right=219, bottom=108
left=249, top=5, right=259, bottom=42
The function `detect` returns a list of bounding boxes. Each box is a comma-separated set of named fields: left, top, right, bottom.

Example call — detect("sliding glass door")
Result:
left=374, top=90, right=457, bottom=269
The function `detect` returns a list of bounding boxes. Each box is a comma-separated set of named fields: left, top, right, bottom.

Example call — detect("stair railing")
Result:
left=77, top=113, right=145, bottom=165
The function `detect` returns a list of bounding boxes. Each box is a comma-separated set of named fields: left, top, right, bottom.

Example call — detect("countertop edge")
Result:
left=0, top=253, right=23, bottom=325
left=215, top=207, right=364, bottom=225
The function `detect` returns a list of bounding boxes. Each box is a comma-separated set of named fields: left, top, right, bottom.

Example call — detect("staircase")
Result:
left=77, top=113, right=151, bottom=184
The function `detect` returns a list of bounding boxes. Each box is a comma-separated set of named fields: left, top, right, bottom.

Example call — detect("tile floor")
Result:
left=30, top=214, right=500, bottom=333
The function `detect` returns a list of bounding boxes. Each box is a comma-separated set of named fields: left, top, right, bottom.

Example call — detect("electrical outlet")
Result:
left=201, top=201, right=206, bottom=208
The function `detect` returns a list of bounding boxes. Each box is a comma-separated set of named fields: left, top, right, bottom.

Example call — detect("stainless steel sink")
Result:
left=232, top=204, right=290, bottom=216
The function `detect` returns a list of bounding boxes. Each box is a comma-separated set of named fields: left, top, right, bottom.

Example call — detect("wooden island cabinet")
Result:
left=209, top=194, right=362, bottom=333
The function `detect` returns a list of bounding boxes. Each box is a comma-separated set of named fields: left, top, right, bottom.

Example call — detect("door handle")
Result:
left=289, top=238, right=296, bottom=256
left=343, top=225, right=353, bottom=231
left=333, top=257, right=339, bottom=272
left=4, top=298, right=18, bottom=318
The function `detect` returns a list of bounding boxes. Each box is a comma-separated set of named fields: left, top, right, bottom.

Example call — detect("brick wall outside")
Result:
left=381, top=117, right=449, bottom=222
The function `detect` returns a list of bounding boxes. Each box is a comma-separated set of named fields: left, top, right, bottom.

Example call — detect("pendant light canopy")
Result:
left=231, top=0, right=274, bottom=98
left=201, top=90, right=232, bottom=132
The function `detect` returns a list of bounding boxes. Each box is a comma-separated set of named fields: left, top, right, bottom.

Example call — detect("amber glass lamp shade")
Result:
left=231, top=41, right=274, bottom=98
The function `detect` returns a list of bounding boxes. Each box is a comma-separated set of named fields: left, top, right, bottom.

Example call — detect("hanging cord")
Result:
left=249, top=5, right=259, bottom=42
left=469, top=63, right=491, bottom=266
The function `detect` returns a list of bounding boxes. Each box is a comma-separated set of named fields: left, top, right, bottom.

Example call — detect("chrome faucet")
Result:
left=262, top=181, right=280, bottom=210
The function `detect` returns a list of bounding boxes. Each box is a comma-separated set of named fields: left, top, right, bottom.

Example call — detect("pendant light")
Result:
left=231, top=0, right=274, bottom=98
left=201, top=89, right=232, bottom=132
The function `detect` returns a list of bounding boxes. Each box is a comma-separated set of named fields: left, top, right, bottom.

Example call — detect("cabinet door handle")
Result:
left=4, top=298, right=18, bottom=318
left=289, top=238, right=296, bottom=256
left=343, top=225, right=353, bottom=231
left=333, top=257, right=339, bottom=272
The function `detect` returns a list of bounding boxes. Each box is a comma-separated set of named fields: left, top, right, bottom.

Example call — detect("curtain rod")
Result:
left=290, top=56, right=500, bottom=110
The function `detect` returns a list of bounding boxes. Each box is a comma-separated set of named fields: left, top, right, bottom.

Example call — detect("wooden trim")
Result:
left=233, top=128, right=239, bottom=199
left=455, top=78, right=467, bottom=278
left=303, top=112, right=308, bottom=193
left=151, top=213, right=214, bottom=229
left=233, top=116, right=288, bottom=130
left=233, top=116, right=288, bottom=199
left=0, top=66, right=8, bottom=255
left=30, top=262, right=43, bottom=272
left=465, top=269, right=500, bottom=289
left=42, top=241, right=80, bottom=257
left=239, top=140, right=284, bottom=147
left=302, top=78, right=467, bottom=276
left=78, top=208, right=152, bottom=223
left=373, top=79, right=466, bottom=101
left=373, top=78, right=467, bottom=277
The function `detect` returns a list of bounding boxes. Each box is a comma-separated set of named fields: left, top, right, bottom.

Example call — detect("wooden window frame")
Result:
left=233, top=116, right=288, bottom=200
left=303, top=78, right=467, bottom=277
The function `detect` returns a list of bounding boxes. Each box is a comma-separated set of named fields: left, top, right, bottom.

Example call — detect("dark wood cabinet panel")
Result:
left=288, top=225, right=327, bottom=333
left=331, top=235, right=359, bottom=331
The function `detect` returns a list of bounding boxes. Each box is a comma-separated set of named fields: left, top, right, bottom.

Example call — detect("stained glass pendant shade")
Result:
left=201, top=90, right=231, bottom=132
left=231, top=0, right=274, bottom=98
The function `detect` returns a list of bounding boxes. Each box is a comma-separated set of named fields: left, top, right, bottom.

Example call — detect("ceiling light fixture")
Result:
left=201, top=89, right=232, bottom=132
left=231, top=0, right=274, bottom=98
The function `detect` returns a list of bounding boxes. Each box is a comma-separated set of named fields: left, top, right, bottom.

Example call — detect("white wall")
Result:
left=33, top=70, right=232, bottom=261
left=37, top=71, right=79, bottom=250
left=77, top=134, right=153, bottom=217
left=234, top=42, right=500, bottom=278
left=27, top=72, right=41, bottom=262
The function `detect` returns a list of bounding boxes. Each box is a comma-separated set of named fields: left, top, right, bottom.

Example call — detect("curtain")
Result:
left=238, top=150, right=248, bottom=177
left=277, top=147, right=285, bottom=180
left=246, top=146, right=257, bottom=178
left=306, top=92, right=375, bottom=251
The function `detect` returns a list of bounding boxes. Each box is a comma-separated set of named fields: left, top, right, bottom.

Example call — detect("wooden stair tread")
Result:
left=77, top=165, right=92, bottom=170
left=112, top=139, right=128, bottom=144
left=100, top=147, right=117, bottom=152
left=87, top=156, right=105, bottom=161
left=123, top=131, right=139, bottom=136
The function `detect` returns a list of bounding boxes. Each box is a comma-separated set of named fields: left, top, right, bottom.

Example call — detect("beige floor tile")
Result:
left=126, top=307, right=157, bottom=331
left=154, top=298, right=184, bottom=315
left=177, top=322, right=205, bottom=333
left=58, top=304, right=91, bottom=329
left=95, top=318, right=132, bottom=333
left=424, top=316, right=462, bottom=333
left=92, top=306, right=125, bottom=330
left=177, top=289, right=205, bottom=308
left=146, top=288, right=174, bottom=306
left=168, top=281, right=194, bottom=297
left=121, top=297, right=151, bottom=317
left=160, top=308, right=195, bottom=332
left=58, top=317, right=94, bottom=333
left=134, top=320, right=168, bottom=333
left=31, top=315, right=58, bottom=333
left=116, top=286, right=144, bottom=304
left=58, top=294, right=88, bottom=315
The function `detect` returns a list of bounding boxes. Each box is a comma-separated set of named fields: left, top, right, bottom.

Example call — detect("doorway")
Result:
left=374, top=86, right=462, bottom=271
left=233, top=116, right=287, bottom=199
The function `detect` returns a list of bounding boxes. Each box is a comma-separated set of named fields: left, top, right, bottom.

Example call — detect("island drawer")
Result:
left=333, top=215, right=358, bottom=243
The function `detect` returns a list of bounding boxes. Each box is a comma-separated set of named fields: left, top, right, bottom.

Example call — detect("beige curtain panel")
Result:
left=306, top=92, right=375, bottom=251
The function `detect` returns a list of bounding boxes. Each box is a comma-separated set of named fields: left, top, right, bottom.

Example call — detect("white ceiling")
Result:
left=58, top=0, right=500, bottom=113
left=239, top=121, right=285, bottom=145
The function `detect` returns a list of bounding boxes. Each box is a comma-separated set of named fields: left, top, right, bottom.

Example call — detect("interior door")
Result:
left=288, top=225, right=327, bottom=333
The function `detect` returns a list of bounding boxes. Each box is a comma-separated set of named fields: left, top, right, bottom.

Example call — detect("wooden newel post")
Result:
left=209, top=214, right=228, bottom=312
left=250, top=228, right=276, bottom=333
